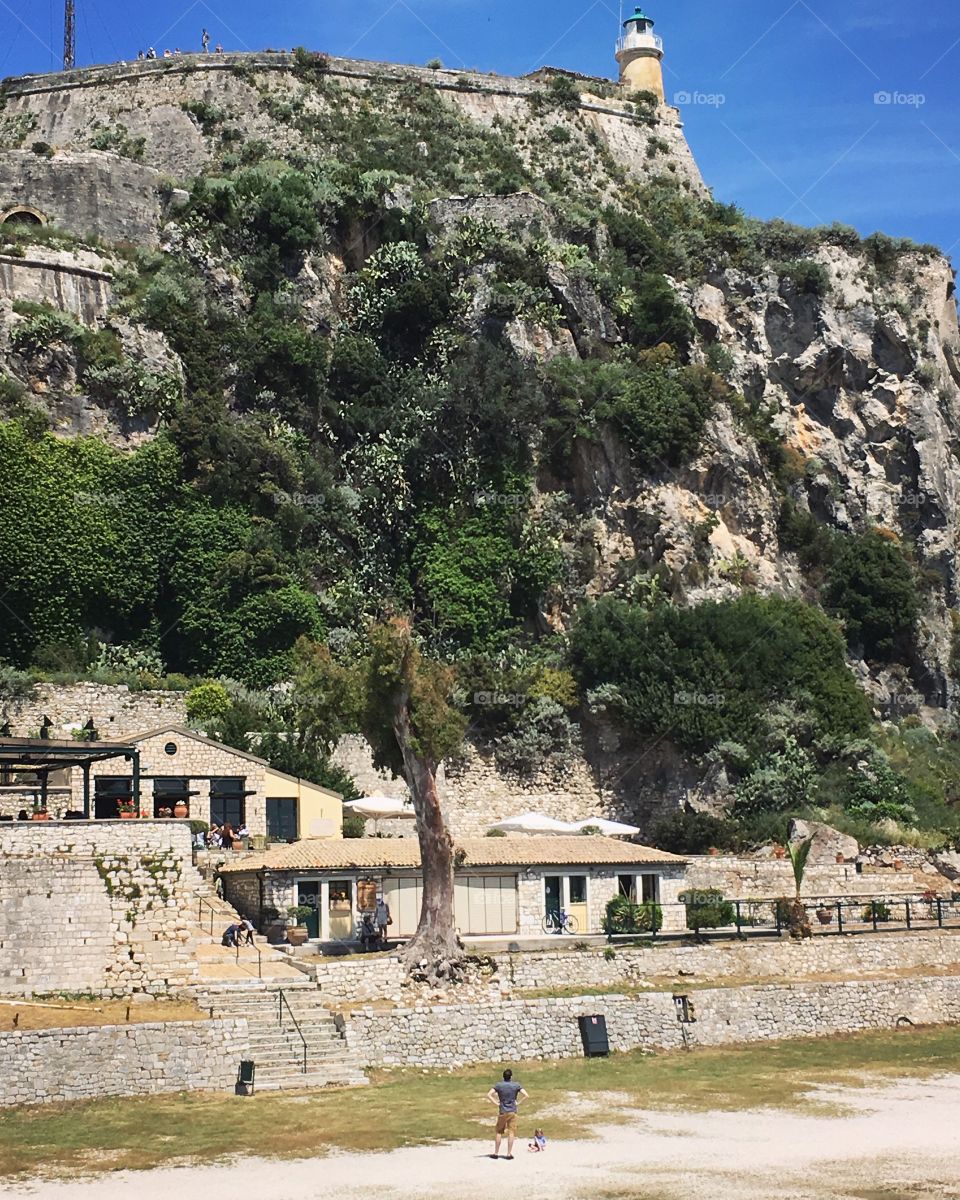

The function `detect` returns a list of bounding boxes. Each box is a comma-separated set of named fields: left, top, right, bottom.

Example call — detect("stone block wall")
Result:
left=0, top=681, right=187, bottom=740
left=285, top=929, right=960, bottom=1006
left=346, top=974, right=960, bottom=1069
left=313, top=956, right=407, bottom=1003
left=0, top=822, right=198, bottom=996
left=0, top=1018, right=248, bottom=1106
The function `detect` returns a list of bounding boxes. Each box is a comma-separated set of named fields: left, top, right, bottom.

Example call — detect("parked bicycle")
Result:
left=542, top=908, right=579, bottom=935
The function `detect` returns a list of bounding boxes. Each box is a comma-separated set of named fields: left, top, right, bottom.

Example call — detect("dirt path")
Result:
left=6, top=1075, right=960, bottom=1200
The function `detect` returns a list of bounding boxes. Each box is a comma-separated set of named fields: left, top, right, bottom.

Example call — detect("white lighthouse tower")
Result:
left=616, top=6, right=665, bottom=101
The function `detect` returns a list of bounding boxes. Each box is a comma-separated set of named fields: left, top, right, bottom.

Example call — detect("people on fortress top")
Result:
left=202, top=29, right=211, bottom=53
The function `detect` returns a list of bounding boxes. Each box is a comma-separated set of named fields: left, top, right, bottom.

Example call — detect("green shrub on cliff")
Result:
left=823, top=530, right=919, bottom=662
left=571, top=593, right=871, bottom=754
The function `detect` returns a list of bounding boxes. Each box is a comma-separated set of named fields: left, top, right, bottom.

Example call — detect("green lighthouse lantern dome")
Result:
left=624, top=6, right=654, bottom=28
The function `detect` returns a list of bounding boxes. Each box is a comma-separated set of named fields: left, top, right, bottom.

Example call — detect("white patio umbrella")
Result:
left=344, top=795, right=416, bottom=821
left=571, top=817, right=640, bottom=837
left=488, top=811, right=579, bottom=835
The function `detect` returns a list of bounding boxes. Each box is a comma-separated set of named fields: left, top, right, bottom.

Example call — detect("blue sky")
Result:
left=1, top=0, right=958, bottom=255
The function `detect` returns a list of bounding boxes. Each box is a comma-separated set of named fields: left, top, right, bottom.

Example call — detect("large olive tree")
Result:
left=293, top=619, right=467, bottom=981
left=360, top=618, right=467, bottom=981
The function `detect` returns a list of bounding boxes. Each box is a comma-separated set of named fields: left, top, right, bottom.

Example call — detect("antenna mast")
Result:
left=63, top=0, right=76, bottom=70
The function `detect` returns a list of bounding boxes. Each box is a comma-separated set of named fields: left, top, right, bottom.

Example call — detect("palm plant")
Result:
left=783, top=835, right=814, bottom=939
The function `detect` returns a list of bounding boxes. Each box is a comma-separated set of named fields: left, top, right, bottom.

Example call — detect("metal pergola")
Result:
left=0, top=737, right=140, bottom=818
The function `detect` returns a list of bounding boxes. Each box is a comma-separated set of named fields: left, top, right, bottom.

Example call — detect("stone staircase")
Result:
left=183, top=866, right=305, bottom=985
left=195, top=982, right=368, bottom=1090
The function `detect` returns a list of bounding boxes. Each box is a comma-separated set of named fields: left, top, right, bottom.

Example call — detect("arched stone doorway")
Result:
left=0, top=205, right=48, bottom=227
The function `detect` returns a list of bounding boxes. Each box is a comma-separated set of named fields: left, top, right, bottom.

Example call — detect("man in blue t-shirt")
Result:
left=486, top=1068, right=529, bottom=1159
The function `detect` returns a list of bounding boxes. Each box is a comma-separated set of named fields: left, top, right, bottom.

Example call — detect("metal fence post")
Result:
left=905, top=900, right=911, bottom=930
left=937, top=898, right=944, bottom=928
left=836, top=901, right=843, bottom=935
left=871, top=902, right=878, bottom=932
left=735, top=900, right=742, bottom=937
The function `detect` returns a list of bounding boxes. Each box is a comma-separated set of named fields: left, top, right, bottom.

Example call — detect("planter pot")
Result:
left=894, top=860, right=904, bottom=871
left=286, top=926, right=309, bottom=947
left=118, top=810, right=136, bottom=820
left=773, top=846, right=786, bottom=860
left=816, top=908, right=834, bottom=925
left=836, top=854, right=846, bottom=864
left=173, top=802, right=189, bottom=818
left=231, top=839, right=243, bottom=851
left=31, top=812, right=50, bottom=822
left=708, top=847, right=720, bottom=856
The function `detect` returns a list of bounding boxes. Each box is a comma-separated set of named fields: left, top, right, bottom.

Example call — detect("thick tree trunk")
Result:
left=394, top=703, right=464, bottom=982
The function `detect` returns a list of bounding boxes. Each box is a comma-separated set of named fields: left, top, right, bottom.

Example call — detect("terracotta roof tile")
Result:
left=220, top=835, right=685, bottom=873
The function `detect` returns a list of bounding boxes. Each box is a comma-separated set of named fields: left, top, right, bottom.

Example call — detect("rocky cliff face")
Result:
left=0, top=52, right=957, bottom=833
left=566, top=244, right=960, bottom=720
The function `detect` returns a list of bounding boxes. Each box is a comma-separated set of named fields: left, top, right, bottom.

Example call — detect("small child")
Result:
left=528, top=1129, right=546, bottom=1153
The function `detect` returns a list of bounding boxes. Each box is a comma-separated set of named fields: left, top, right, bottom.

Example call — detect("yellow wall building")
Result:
left=263, top=766, right=342, bottom=841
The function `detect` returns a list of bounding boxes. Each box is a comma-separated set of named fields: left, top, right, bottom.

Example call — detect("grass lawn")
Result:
left=0, top=998, right=205, bottom=1032
left=2, top=1024, right=959, bottom=1180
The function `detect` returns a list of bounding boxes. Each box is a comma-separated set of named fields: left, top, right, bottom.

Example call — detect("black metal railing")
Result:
left=197, top=895, right=217, bottom=937
left=606, top=893, right=960, bottom=942
left=278, top=989, right=307, bottom=1074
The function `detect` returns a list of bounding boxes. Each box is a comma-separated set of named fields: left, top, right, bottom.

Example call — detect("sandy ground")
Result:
left=6, top=1075, right=960, bottom=1200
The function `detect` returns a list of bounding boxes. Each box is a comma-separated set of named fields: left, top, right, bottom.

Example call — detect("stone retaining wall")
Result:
left=1, top=681, right=186, bottom=740
left=0, top=1018, right=247, bottom=1106
left=304, top=930, right=960, bottom=1006
left=346, top=975, right=960, bottom=1069
left=496, top=929, right=960, bottom=991
left=313, top=956, right=407, bottom=1002
left=684, top=855, right=946, bottom=899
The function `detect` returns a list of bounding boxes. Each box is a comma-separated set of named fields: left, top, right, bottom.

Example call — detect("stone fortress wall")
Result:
left=0, top=821, right=199, bottom=996
left=0, top=243, right=114, bottom=323
left=0, top=150, right=171, bottom=247
left=0, top=50, right=703, bottom=241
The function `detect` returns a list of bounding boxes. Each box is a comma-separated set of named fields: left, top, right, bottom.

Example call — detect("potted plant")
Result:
left=30, top=804, right=50, bottom=822
left=815, top=906, right=834, bottom=925
left=773, top=844, right=786, bottom=860
left=836, top=853, right=845, bottom=864
left=118, top=800, right=137, bottom=820
left=286, top=905, right=314, bottom=946
left=173, top=801, right=189, bottom=819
